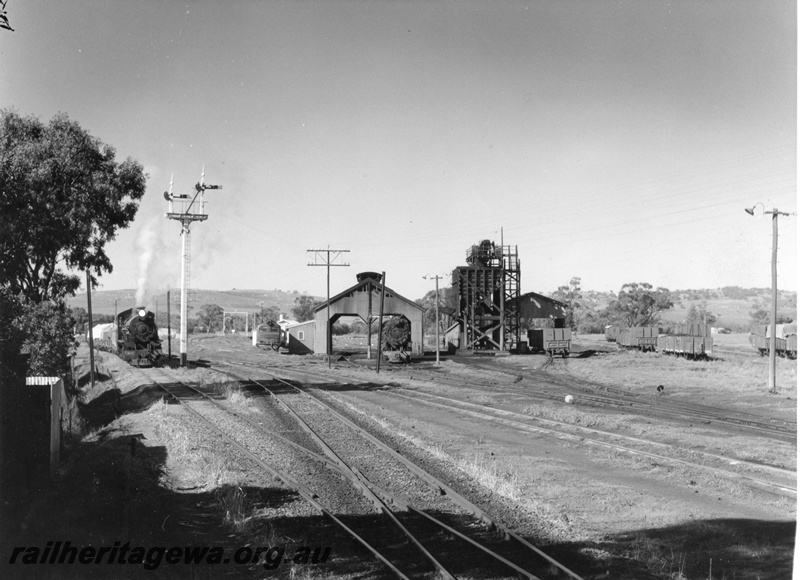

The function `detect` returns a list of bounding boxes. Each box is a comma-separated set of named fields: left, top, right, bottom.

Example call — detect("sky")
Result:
left=1, top=0, right=796, bottom=306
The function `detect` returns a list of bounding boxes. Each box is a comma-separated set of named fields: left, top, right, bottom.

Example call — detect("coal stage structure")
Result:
left=451, top=240, right=521, bottom=352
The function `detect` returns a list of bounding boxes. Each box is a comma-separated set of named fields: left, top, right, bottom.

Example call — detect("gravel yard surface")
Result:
left=2, top=336, right=795, bottom=580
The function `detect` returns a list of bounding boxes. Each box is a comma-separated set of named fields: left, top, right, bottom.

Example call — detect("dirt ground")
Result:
left=1, top=334, right=796, bottom=579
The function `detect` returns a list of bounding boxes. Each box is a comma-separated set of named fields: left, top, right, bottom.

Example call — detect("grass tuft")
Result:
left=455, top=453, right=522, bottom=500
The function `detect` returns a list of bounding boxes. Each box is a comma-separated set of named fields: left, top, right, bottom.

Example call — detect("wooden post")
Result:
left=434, top=275, right=440, bottom=365
left=167, top=290, right=172, bottom=365
left=86, top=271, right=95, bottom=390
left=376, top=272, right=386, bottom=374
left=769, top=209, right=778, bottom=393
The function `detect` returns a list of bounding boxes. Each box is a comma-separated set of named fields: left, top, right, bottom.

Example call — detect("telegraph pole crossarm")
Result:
left=307, top=247, right=350, bottom=368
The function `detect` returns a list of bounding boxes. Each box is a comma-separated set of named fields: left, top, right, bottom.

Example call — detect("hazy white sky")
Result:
left=1, top=1, right=796, bottom=304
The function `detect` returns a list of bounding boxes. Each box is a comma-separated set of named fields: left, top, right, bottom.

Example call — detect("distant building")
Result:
left=510, top=292, right=569, bottom=329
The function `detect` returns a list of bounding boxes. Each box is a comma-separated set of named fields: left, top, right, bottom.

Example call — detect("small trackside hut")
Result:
left=284, top=320, right=316, bottom=354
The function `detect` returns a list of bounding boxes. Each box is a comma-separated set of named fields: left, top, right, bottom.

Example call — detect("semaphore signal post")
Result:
left=165, top=167, right=222, bottom=367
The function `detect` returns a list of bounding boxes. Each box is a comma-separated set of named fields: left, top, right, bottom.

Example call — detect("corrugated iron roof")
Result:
left=313, top=276, right=425, bottom=313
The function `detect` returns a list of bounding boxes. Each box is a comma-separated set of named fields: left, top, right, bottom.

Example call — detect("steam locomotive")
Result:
left=116, top=307, right=163, bottom=366
left=381, top=317, right=411, bottom=363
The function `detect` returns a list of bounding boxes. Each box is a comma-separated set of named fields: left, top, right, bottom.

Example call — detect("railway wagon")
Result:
left=657, top=335, right=713, bottom=359
left=674, top=323, right=711, bottom=337
left=255, top=321, right=283, bottom=351
left=604, top=325, right=621, bottom=342
left=789, top=334, right=798, bottom=358
left=749, top=323, right=797, bottom=359
left=528, top=328, right=571, bottom=357
left=749, top=332, right=796, bottom=359
left=617, top=327, right=658, bottom=351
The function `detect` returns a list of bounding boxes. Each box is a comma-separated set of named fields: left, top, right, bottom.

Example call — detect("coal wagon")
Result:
left=617, top=327, right=659, bottom=352
left=528, top=328, right=571, bottom=357
left=657, top=335, right=713, bottom=360
left=749, top=324, right=796, bottom=359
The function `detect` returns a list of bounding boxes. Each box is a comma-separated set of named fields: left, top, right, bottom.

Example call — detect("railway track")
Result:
left=213, top=364, right=585, bottom=580
left=448, top=357, right=797, bottom=441
left=372, top=387, right=797, bottom=498
left=219, top=361, right=796, bottom=500
left=135, top=364, right=585, bottom=579
left=195, top=338, right=794, bottom=441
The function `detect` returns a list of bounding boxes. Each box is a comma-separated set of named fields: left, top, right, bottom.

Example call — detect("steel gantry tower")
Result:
left=452, top=239, right=520, bottom=352
left=165, top=168, right=222, bottom=366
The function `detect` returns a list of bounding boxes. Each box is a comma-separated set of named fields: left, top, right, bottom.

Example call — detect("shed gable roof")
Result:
left=313, top=276, right=425, bottom=313
left=510, top=291, right=568, bottom=309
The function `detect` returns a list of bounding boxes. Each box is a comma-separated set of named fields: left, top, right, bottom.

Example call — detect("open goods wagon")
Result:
left=750, top=324, right=797, bottom=359
left=674, top=323, right=711, bottom=337
left=617, top=327, right=659, bottom=351
left=528, top=328, right=571, bottom=357
left=657, top=335, right=713, bottom=360
left=748, top=324, right=797, bottom=359
left=604, top=325, right=621, bottom=342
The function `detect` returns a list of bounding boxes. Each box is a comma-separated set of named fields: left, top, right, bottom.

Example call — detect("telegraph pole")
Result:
left=376, top=271, right=386, bottom=374
left=767, top=208, right=793, bottom=393
left=424, top=275, right=444, bottom=365
left=165, top=169, right=222, bottom=367
left=307, top=247, right=350, bottom=368
left=167, top=289, right=172, bottom=365
left=745, top=204, right=794, bottom=393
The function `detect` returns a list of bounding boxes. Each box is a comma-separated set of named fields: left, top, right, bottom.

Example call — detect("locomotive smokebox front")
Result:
left=132, top=307, right=152, bottom=339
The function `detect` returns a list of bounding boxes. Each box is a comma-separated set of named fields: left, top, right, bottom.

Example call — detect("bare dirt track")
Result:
left=2, top=333, right=795, bottom=580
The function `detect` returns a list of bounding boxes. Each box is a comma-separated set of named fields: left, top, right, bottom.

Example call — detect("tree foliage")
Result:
left=258, top=305, right=281, bottom=325
left=416, top=285, right=457, bottom=333
left=750, top=308, right=794, bottom=327
left=686, top=301, right=717, bottom=326
left=551, top=277, right=583, bottom=331
left=196, top=304, right=223, bottom=333
left=0, top=0, right=13, bottom=32
left=14, top=298, right=77, bottom=376
left=0, top=110, right=146, bottom=303
left=604, top=283, right=674, bottom=327
left=331, top=322, right=351, bottom=335
left=292, top=295, right=322, bottom=322
left=0, top=288, right=25, bottom=379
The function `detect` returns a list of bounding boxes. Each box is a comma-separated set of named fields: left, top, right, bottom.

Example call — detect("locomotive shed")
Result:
left=6, top=331, right=794, bottom=580
left=311, top=272, right=425, bottom=357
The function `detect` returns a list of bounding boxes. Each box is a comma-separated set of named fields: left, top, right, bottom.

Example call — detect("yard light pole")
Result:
left=745, top=204, right=795, bottom=393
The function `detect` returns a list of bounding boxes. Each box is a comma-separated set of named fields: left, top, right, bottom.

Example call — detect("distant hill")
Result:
left=69, top=286, right=795, bottom=330
left=68, top=289, right=323, bottom=318
left=576, top=287, right=796, bottom=329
